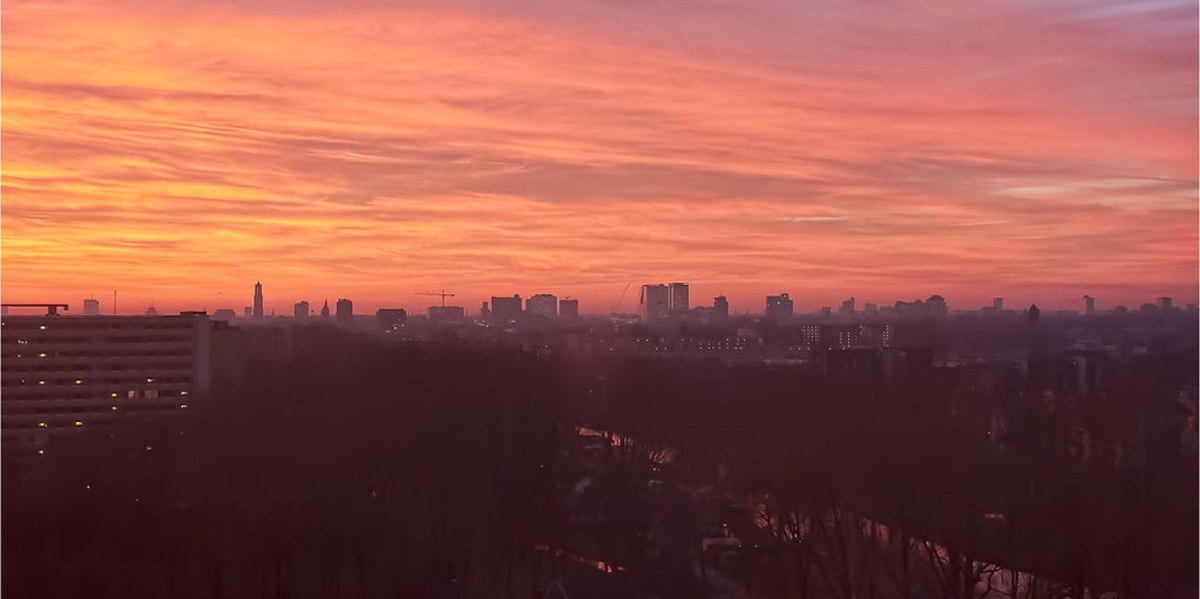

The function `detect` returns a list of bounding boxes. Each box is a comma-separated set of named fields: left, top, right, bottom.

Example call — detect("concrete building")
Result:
left=376, top=308, right=407, bottom=332
left=560, top=299, right=580, bottom=318
left=83, top=299, right=101, bottom=316
left=993, top=297, right=1004, bottom=312
left=428, top=305, right=465, bottom=323
left=840, top=297, right=856, bottom=314
left=212, top=309, right=237, bottom=321
left=668, top=283, right=689, bottom=314
left=526, top=294, right=558, bottom=318
left=1, top=313, right=215, bottom=454
left=765, top=294, right=794, bottom=321
left=491, top=295, right=523, bottom=321
left=1083, top=295, right=1095, bottom=316
left=1157, top=297, right=1173, bottom=310
left=336, top=299, right=354, bottom=324
left=713, top=296, right=729, bottom=319
left=294, top=300, right=310, bottom=318
left=640, top=284, right=670, bottom=321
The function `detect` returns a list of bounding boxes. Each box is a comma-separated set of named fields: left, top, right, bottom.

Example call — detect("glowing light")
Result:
left=37, top=422, right=47, bottom=428
left=74, top=420, right=84, bottom=427
left=74, top=379, right=82, bottom=385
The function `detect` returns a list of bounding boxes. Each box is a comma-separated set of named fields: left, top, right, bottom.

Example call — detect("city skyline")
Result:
left=2, top=0, right=1196, bottom=309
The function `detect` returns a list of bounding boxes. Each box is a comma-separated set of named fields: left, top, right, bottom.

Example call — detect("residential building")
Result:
left=713, top=296, right=729, bottom=319
left=294, top=300, right=310, bottom=318
left=82, top=299, right=100, bottom=316
left=668, top=282, right=689, bottom=314
left=526, top=294, right=558, bottom=318
left=640, top=285, right=670, bottom=321
left=336, top=299, right=353, bottom=323
left=491, top=295, right=523, bottom=321
left=560, top=299, right=580, bottom=318
left=765, top=294, right=794, bottom=321
left=376, top=308, right=407, bottom=332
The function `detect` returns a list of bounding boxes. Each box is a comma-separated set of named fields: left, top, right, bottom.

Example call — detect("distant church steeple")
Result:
left=320, top=300, right=330, bottom=318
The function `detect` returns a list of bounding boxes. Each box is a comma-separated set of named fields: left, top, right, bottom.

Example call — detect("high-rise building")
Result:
left=1157, top=296, right=1173, bottom=310
left=491, top=295, right=523, bottom=321
left=640, top=285, right=670, bottom=321
left=926, top=295, right=948, bottom=317
left=668, top=283, right=689, bottom=314
left=428, top=305, right=465, bottom=322
left=294, top=300, right=310, bottom=318
left=253, top=282, right=264, bottom=318
left=993, top=297, right=1003, bottom=312
left=1, top=312, right=214, bottom=453
left=864, top=303, right=878, bottom=314
left=713, top=296, right=729, bottom=319
left=560, top=299, right=580, bottom=318
left=243, top=307, right=252, bottom=317
left=765, top=294, right=794, bottom=321
left=213, top=309, right=236, bottom=321
left=376, top=308, right=407, bottom=331
left=82, top=298, right=100, bottom=316
left=320, top=300, right=330, bottom=318
left=1083, top=295, right=1095, bottom=316
left=526, top=294, right=558, bottom=317
left=336, top=299, right=353, bottom=323
left=839, top=297, right=856, bottom=314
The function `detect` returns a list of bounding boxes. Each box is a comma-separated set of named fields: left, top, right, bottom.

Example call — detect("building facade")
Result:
left=766, top=294, right=794, bottom=321
left=668, top=283, right=689, bottom=314
left=294, top=300, right=310, bottom=318
left=253, top=282, right=264, bottom=318
left=336, top=299, right=354, bottom=323
left=1, top=313, right=213, bottom=453
left=641, top=285, right=670, bottom=321
left=526, top=294, right=558, bottom=318
left=491, top=295, right=523, bottom=321
left=560, top=299, right=580, bottom=318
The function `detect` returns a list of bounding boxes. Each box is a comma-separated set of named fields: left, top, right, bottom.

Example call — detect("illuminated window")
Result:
left=37, top=422, right=47, bottom=428
left=111, top=406, right=119, bottom=411
left=37, top=449, right=45, bottom=456
left=127, top=390, right=137, bottom=399
left=146, top=378, right=154, bottom=383
left=74, top=421, right=84, bottom=427
left=179, top=390, right=189, bottom=396
left=74, top=379, right=83, bottom=385
left=110, top=392, right=118, bottom=398
left=179, top=404, right=188, bottom=409
left=38, top=325, right=46, bottom=330
left=38, top=353, right=47, bottom=358
left=38, top=380, right=45, bottom=385
left=145, top=390, right=159, bottom=399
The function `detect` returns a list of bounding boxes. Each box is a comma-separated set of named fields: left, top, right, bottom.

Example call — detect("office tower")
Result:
left=1157, top=296, right=1172, bottom=310
left=839, top=297, right=856, bottom=314
left=993, top=297, right=1003, bottom=311
left=491, top=295, right=523, bottom=321
left=765, top=293, right=794, bottom=321
left=640, top=284, right=669, bottom=321
left=82, top=298, right=100, bottom=316
left=1083, top=295, right=1095, bottom=316
left=376, top=308, right=407, bottom=331
left=320, top=300, right=330, bottom=318
left=526, top=294, right=558, bottom=317
left=294, top=300, right=310, bottom=318
left=1, top=312, right=213, bottom=453
left=713, top=296, right=729, bottom=319
left=336, top=299, right=354, bottom=323
left=253, top=282, right=264, bottom=318
left=428, top=305, right=465, bottom=322
left=864, top=303, right=878, bottom=314
left=560, top=299, right=580, bottom=318
left=668, top=282, right=689, bottom=314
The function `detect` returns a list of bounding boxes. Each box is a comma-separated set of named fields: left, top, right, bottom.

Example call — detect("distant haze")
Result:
left=2, top=0, right=1196, bottom=312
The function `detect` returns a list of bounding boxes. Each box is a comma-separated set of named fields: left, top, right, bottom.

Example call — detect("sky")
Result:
left=2, top=0, right=1197, bottom=315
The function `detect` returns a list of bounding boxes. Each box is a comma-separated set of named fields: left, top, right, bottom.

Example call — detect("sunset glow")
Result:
left=3, top=0, right=1197, bottom=313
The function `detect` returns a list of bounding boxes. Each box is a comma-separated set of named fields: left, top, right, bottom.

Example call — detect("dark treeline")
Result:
left=4, top=325, right=1196, bottom=598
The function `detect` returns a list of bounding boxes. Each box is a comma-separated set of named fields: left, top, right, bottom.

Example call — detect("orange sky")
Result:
left=2, top=0, right=1197, bottom=315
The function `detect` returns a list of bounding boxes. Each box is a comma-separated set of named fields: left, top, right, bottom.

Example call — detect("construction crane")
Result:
left=611, top=283, right=631, bottom=313
left=415, top=290, right=456, bottom=306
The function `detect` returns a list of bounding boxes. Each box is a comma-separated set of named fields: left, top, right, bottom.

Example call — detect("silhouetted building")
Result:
left=491, top=295, right=523, bottom=321
left=1083, top=295, right=1095, bottom=316
left=479, top=301, right=491, bottom=320
left=1028, top=304, right=1041, bottom=326
left=821, top=307, right=832, bottom=317
left=243, top=307, right=252, bottom=317
left=146, top=307, right=159, bottom=316
left=294, top=300, right=309, bottom=318
left=1, top=312, right=214, bottom=454
left=82, top=299, right=100, bottom=316
left=376, top=308, right=407, bottom=331
left=253, top=281, right=264, bottom=318
left=428, top=305, right=465, bottom=322
left=560, top=299, right=580, bottom=318
left=320, top=300, right=330, bottom=318
left=839, top=297, right=856, bottom=314
left=213, top=309, right=236, bottom=321
left=926, top=295, right=947, bottom=316
left=526, top=294, right=558, bottom=317
left=668, top=282, right=689, bottom=314
left=336, top=299, right=353, bottom=323
left=765, top=293, right=793, bottom=321
left=864, top=303, right=878, bottom=314
left=713, top=296, right=729, bottom=319
left=641, top=284, right=670, bottom=321
left=1157, top=296, right=1173, bottom=310
left=993, top=297, right=1004, bottom=311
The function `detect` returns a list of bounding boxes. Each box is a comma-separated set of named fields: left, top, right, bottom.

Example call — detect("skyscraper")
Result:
left=839, top=297, right=856, bottom=314
left=1082, top=295, right=1095, bottom=316
left=294, top=300, right=310, bottom=318
left=526, top=294, right=558, bottom=317
left=993, top=297, right=1003, bottom=311
left=668, top=282, right=689, bottom=314
left=766, top=294, right=794, bottom=321
left=713, top=296, right=729, bottom=319
left=640, top=284, right=669, bottom=321
left=336, top=299, right=354, bottom=323
left=82, top=298, right=100, bottom=316
left=560, top=299, right=580, bottom=318
left=253, top=282, right=264, bottom=318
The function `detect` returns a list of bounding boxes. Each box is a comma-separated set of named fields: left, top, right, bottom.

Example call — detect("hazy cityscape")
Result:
left=3, top=0, right=1197, bottom=597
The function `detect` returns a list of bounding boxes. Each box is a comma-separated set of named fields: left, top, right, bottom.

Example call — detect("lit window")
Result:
left=145, top=446, right=153, bottom=451
left=179, top=404, right=188, bottom=409
left=37, top=422, right=47, bottom=428
left=146, top=378, right=154, bottom=383
left=38, top=325, right=46, bottom=330
left=179, top=390, right=189, bottom=396
left=37, top=449, right=45, bottom=456
left=111, top=406, right=118, bottom=411
left=110, top=392, right=118, bottom=398
left=74, top=421, right=84, bottom=427
left=127, top=391, right=137, bottom=399
left=38, top=353, right=47, bottom=358
left=38, top=380, right=45, bottom=385
left=145, top=390, right=159, bottom=399
left=74, top=379, right=82, bottom=385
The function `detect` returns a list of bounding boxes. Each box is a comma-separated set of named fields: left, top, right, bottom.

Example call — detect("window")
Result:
left=145, top=390, right=159, bottom=399
left=127, top=390, right=138, bottom=399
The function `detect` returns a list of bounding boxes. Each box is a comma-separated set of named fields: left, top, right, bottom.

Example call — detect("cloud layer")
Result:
left=2, top=0, right=1196, bottom=313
